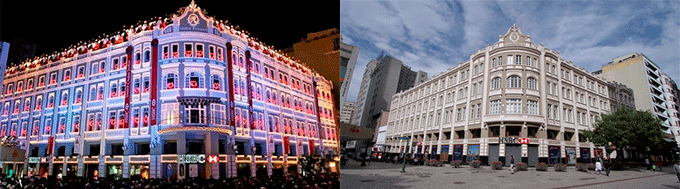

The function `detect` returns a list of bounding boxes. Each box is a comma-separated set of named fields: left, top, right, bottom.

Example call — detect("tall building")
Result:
left=384, top=25, right=634, bottom=166
left=0, top=42, right=9, bottom=88
left=350, top=59, right=378, bottom=126
left=0, top=2, right=338, bottom=180
left=661, top=74, right=680, bottom=144
left=339, top=42, right=359, bottom=116
left=352, top=55, right=426, bottom=129
left=599, top=53, right=675, bottom=136
left=339, top=101, right=355, bottom=124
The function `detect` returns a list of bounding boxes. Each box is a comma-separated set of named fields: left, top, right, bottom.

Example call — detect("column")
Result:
left=177, top=132, right=186, bottom=180
left=149, top=138, right=163, bottom=179
left=206, top=132, right=219, bottom=179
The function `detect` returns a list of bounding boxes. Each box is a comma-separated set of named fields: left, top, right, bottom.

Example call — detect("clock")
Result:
left=188, top=14, right=199, bottom=26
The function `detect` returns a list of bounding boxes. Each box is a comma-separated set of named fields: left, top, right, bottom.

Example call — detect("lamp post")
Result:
left=398, top=137, right=409, bottom=173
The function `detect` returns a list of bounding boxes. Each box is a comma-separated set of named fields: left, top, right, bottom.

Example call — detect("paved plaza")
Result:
left=340, top=160, right=680, bottom=189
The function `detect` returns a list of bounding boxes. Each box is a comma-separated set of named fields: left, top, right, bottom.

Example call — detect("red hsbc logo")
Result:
left=208, top=155, right=219, bottom=163
left=519, top=138, right=529, bottom=144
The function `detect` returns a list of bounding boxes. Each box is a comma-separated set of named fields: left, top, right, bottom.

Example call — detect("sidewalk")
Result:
left=340, top=161, right=677, bottom=189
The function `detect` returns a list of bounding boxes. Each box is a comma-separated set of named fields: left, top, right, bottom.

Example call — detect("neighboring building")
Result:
left=0, top=42, right=9, bottom=90
left=0, top=2, right=338, bottom=180
left=353, top=55, right=426, bottom=129
left=606, top=81, right=635, bottom=111
left=599, top=53, right=675, bottom=137
left=339, top=42, right=359, bottom=113
left=350, top=59, right=378, bottom=126
left=384, top=24, right=631, bottom=166
left=661, top=74, right=680, bottom=145
left=339, top=101, right=355, bottom=124
left=285, top=29, right=341, bottom=114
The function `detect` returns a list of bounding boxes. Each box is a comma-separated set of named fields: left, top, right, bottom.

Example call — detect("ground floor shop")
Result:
left=21, top=129, right=336, bottom=179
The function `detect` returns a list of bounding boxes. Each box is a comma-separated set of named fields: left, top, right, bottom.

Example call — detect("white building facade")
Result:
left=384, top=25, right=632, bottom=166
left=0, top=3, right=338, bottom=180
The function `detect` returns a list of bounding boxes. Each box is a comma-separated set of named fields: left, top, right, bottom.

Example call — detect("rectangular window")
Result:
left=505, top=99, right=522, bottom=114
left=184, top=44, right=193, bottom=57
left=172, top=44, right=179, bottom=58
left=527, top=100, right=538, bottom=115
left=490, top=100, right=501, bottom=114
left=163, top=45, right=169, bottom=59
left=516, top=55, right=522, bottom=65
left=508, top=55, right=513, bottom=65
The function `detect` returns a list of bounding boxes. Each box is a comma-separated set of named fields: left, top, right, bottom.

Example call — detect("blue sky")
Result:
left=341, top=0, right=680, bottom=102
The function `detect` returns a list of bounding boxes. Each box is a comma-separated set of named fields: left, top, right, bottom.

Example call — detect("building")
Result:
left=285, top=29, right=341, bottom=113
left=599, top=53, right=676, bottom=139
left=339, top=101, right=354, bottom=124
left=0, top=42, right=9, bottom=89
left=339, top=42, right=359, bottom=117
left=350, top=59, right=378, bottom=126
left=352, top=55, right=426, bottom=129
left=384, top=24, right=634, bottom=166
left=607, top=81, right=635, bottom=111
left=0, top=2, right=338, bottom=180
left=661, top=74, right=680, bottom=145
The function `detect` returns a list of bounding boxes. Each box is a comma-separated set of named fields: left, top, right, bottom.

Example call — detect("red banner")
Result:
left=309, top=140, right=315, bottom=156
left=125, top=46, right=133, bottom=128
left=150, top=39, right=158, bottom=125
left=283, top=136, right=290, bottom=155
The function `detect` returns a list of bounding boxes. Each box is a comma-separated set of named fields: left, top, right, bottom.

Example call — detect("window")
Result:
left=144, top=50, right=150, bottom=62
left=143, top=76, right=150, bottom=93
left=110, top=82, right=118, bottom=98
left=119, top=80, right=126, bottom=97
left=196, top=44, right=204, bottom=58
left=135, top=52, right=142, bottom=65
left=209, top=46, right=215, bottom=59
left=490, top=100, right=501, bottom=114
left=163, top=45, right=169, bottom=59
left=492, top=58, right=496, bottom=67
left=516, top=55, right=522, bottom=65
left=547, top=105, right=552, bottom=118
left=100, top=61, right=106, bottom=73
left=553, top=105, right=559, bottom=120
left=172, top=44, right=179, bottom=58
left=185, top=44, right=193, bottom=57
left=508, top=55, right=513, bottom=65
left=132, top=108, right=139, bottom=128
left=507, top=75, right=521, bottom=88
left=134, top=78, right=141, bottom=94
left=491, top=77, right=501, bottom=89
left=63, top=69, right=71, bottom=81
left=26, top=78, right=34, bottom=90
left=212, top=75, right=221, bottom=90
left=498, top=56, right=503, bottom=65
left=97, top=85, right=104, bottom=100
left=505, top=99, right=521, bottom=114
left=164, top=73, right=177, bottom=89
left=75, top=88, right=83, bottom=104
left=527, top=100, right=538, bottom=115
left=527, top=77, right=537, bottom=90
left=112, top=58, right=120, bottom=70
left=470, top=105, right=475, bottom=119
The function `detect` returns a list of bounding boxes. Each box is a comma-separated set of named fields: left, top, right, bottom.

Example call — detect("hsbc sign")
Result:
left=207, top=155, right=219, bottom=163
left=499, top=137, right=529, bottom=144
left=178, top=154, right=206, bottom=164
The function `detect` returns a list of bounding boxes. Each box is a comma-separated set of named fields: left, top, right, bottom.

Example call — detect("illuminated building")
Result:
left=0, top=1, right=338, bottom=180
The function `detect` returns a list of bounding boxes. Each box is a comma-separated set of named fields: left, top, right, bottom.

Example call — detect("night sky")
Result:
left=1, top=0, right=339, bottom=65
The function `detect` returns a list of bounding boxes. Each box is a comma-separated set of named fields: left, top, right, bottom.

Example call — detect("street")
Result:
left=340, top=160, right=680, bottom=189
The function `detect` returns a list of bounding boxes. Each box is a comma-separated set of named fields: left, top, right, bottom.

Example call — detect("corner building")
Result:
left=0, top=2, right=338, bottom=180
left=384, top=25, right=634, bottom=166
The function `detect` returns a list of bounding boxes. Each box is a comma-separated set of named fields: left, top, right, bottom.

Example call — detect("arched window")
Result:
left=164, top=73, right=177, bottom=89
left=97, top=86, right=104, bottom=100
left=144, top=50, right=150, bottom=62
left=185, top=72, right=204, bottom=88
left=212, top=75, right=221, bottom=90
left=491, top=77, right=501, bottom=89
left=507, top=75, right=521, bottom=88
left=527, top=77, right=537, bottom=90
left=110, top=83, right=118, bottom=98
left=75, top=89, right=83, bottom=104
left=135, top=52, right=141, bottom=65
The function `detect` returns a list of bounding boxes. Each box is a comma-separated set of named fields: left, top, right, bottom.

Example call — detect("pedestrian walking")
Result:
left=595, top=160, right=602, bottom=175
left=674, top=161, right=680, bottom=182
left=604, top=159, right=611, bottom=176
left=510, top=155, right=515, bottom=174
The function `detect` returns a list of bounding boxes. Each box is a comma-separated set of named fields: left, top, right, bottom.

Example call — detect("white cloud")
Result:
left=341, top=0, right=680, bottom=103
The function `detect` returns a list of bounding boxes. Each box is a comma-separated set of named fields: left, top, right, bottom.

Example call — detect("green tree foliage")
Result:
left=582, top=107, right=665, bottom=153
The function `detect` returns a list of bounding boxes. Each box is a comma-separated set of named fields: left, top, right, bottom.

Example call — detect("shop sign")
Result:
left=28, top=157, right=39, bottom=163
left=499, top=137, right=529, bottom=144
left=178, top=154, right=206, bottom=164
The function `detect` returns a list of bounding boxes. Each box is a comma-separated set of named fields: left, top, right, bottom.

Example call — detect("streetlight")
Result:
left=398, top=137, right=409, bottom=173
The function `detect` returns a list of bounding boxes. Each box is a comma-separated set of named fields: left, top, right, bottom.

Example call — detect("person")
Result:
left=510, top=155, right=515, bottom=174
left=595, top=160, right=603, bottom=175
left=674, top=161, right=680, bottom=182
left=394, top=156, right=398, bottom=165
left=604, top=159, right=611, bottom=176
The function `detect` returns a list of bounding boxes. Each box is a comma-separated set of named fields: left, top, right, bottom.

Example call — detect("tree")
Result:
left=582, top=107, right=665, bottom=154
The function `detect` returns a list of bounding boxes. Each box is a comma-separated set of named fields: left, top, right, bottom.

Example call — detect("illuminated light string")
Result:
left=8, top=2, right=314, bottom=77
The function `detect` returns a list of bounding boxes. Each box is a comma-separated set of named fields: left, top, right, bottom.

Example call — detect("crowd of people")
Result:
left=0, top=172, right=339, bottom=189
